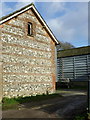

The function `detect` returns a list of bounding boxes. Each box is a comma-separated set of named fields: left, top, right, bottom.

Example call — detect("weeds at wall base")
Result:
left=2, top=93, right=61, bottom=110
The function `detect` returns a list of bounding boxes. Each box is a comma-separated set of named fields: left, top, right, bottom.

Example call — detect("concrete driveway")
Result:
left=2, top=89, right=87, bottom=120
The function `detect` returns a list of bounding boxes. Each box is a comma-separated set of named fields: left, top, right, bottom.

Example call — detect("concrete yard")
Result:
left=2, top=89, right=87, bottom=120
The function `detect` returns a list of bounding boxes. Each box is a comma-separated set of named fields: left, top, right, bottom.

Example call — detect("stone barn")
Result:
left=0, top=3, right=59, bottom=101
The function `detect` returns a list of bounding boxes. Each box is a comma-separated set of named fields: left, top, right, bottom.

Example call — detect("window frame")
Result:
left=28, top=22, right=33, bottom=36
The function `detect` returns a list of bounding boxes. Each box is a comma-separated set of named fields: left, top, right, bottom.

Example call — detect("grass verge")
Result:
left=88, top=113, right=90, bottom=120
left=74, top=112, right=88, bottom=120
left=2, top=93, right=61, bottom=110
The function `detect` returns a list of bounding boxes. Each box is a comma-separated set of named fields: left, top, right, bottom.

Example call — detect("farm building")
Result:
left=57, top=46, right=90, bottom=87
left=0, top=3, right=59, bottom=101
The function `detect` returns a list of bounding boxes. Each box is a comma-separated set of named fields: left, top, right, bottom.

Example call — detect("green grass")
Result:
left=74, top=112, right=88, bottom=120
left=74, top=116, right=86, bottom=120
left=2, top=93, right=61, bottom=110
left=88, top=113, right=90, bottom=119
left=2, top=97, right=19, bottom=110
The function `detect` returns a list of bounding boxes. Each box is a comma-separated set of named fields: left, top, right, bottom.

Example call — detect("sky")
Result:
left=0, top=1, right=88, bottom=47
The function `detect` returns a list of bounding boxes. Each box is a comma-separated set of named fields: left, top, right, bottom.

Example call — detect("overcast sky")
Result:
left=0, top=1, right=88, bottom=47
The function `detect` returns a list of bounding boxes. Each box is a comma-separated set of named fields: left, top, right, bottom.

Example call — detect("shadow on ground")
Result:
left=2, top=89, right=87, bottom=120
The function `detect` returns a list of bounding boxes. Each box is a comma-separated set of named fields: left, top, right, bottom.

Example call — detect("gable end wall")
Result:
left=0, top=8, right=56, bottom=99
